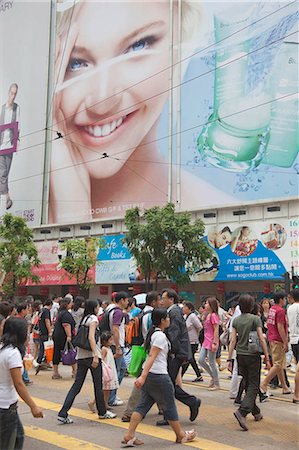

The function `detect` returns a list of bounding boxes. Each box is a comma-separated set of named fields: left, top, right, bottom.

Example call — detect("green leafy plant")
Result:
left=0, top=213, right=40, bottom=298
left=59, top=237, right=104, bottom=291
left=124, top=203, right=212, bottom=290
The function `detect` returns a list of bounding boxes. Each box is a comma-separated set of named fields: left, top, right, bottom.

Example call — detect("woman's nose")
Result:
left=84, top=60, right=124, bottom=117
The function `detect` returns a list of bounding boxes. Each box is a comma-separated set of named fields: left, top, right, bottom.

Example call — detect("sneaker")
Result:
left=192, top=376, right=204, bottom=382
left=24, top=380, right=33, bottom=386
left=99, top=411, right=117, bottom=419
left=33, top=359, right=39, bottom=368
left=109, top=399, right=124, bottom=406
left=254, top=413, right=263, bottom=422
left=259, top=393, right=268, bottom=403
left=57, top=416, right=73, bottom=424
left=233, top=410, right=248, bottom=431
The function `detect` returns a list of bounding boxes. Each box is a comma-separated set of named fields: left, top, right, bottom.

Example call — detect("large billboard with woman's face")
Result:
left=0, top=1, right=50, bottom=226
left=49, top=1, right=298, bottom=224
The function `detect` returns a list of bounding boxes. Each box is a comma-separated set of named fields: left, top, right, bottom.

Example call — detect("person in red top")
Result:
left=260, top=291, right=291, bottom=395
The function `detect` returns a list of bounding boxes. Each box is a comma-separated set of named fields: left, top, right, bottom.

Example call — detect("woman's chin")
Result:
left=87, top=160, right=124, bottom=180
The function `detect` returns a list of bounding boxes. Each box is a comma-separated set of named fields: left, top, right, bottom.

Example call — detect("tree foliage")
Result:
left=0, top=213, right=40, bottom=297
left=124, top=203, right=212, bottom=289
left=60, top=237, right=103, bottom=291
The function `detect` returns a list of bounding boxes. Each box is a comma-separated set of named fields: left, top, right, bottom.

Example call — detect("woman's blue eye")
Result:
left=67, top=58, right=88, bottom=71
left=130, top=39, right=147, bottom=52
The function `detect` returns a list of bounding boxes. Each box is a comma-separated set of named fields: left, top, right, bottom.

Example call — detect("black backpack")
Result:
left=99, top=307, right=121, bottom=333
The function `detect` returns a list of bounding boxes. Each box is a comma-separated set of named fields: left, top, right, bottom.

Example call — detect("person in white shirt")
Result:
left=182, top=301, right=203, bottom=382
left=0, top=83, right=20, bottom=210
left=0, top=317, right=43, bottom=449
left=287, top=289, right=299, bottom=364
left=122, top=309, right=197, bottom=446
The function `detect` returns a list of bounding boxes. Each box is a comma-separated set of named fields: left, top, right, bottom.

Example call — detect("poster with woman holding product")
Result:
left=49, top=1, right=298, bottom=224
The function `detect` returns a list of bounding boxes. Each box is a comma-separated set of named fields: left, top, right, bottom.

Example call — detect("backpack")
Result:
left=126, top=310, right=151, bottom=346
left=99, top=307, right=121, bottom=333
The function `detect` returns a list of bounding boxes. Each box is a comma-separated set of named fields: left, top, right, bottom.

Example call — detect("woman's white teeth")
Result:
left=85, top=116, right=125, bottom=137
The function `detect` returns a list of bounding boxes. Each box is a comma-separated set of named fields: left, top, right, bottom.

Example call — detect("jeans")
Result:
left=182, top=343, right=201, bottom=378
left=59, top=358, right=106, bottom=418
left=0, top=406, right=24, bottom=450
left=237, top=354, right=261, bottom=417
left=198, top=346, right=219, bottom=385
left=135, top=373, right=179, bottom=421
left=108, top=349, right=126, bottom=405
left=37, top=335, right=48, bottom=364
left=22, top=369, right=30, bottom=383
left=291, top=343, right=299, bottom=364
left=167, top=356, right=197, bottom=409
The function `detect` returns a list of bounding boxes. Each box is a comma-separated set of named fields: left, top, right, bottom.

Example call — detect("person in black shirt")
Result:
left=52, top=297, right=76, bottom=379
left=36, top=299, right=53, bottom=373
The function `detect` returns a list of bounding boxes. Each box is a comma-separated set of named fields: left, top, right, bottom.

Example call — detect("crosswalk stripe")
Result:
left=28, top=396, right=241, bottom=450
left=24, top=425, right=110, bottom=450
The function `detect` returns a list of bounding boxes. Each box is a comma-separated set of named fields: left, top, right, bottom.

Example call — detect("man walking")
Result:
left=260, top=291, right=291, bottom=395
left=106, top=291, right=129, bottom=407
left=159, top=288, right=201, bottom=425
left=0, top=83, right=20, bottom=210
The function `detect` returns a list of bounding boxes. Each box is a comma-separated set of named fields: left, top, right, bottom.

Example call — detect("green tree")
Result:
left=60, top=237, right=104, bottom=292
left=124, top=203, right=212, bottom=290
left=0, top=213, right=40, bottom=298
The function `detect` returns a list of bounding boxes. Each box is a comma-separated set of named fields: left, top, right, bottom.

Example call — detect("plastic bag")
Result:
left=44, top=339, right=54, bottom=363
left=128, top=345, right=147, bottom=378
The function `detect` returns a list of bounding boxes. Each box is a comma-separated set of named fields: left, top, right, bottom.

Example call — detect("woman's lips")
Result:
left=83, top=115, right=125, bottom=137
left=75, top=110, right=137, bottom=146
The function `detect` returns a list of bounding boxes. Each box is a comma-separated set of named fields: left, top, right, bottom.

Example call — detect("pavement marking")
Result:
left=24, top=425, right=110, bottom=450
left=27, top=396, right=241, bottom=450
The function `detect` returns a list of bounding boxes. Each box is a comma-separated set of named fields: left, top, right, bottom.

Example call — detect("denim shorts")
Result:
left=135, top=373, right=178, bottom=421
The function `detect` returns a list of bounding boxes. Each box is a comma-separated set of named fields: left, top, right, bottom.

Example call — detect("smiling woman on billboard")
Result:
left=49, top=0, right=236, bottom=224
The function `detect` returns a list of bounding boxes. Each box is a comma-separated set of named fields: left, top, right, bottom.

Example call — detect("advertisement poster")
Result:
left=179, top=1, right=298, bottom=211
left=28, top=240, right=95, bottom=286
left=96, top=234, right=140, bottom=284
left=191, top=218, right=299, bottom=282
left=0, top=1, right=50, bottom=225
left=49, top=1, right=298, bottom=224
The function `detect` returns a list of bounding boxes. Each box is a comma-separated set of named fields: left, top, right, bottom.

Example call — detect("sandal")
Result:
left=176, top=430, right=197, bottom=444
left=121, top=437, right=144, bottom=447
left=52, top=374, right=62, bottom=379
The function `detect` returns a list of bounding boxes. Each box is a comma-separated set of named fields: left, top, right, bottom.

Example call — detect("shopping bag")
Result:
left=128, top=345, right=147, bottom=378
left=61, top=342, right=77, bottom=366
left=44, top=339, right=54, bottom=363
left=102, top=361, right=113, bottom=383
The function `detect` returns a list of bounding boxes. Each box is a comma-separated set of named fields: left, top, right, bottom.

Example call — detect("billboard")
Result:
left=179, top=1, right=298, bottom=211
left=0, top=1, right=51, bottom=225
left=49, top=1, right=298, bottom=224
left=96, top=234, right=140, bottom=284
left=28, top=240, right=95, bottom=286
left=191, top=218, right=299, bottom=282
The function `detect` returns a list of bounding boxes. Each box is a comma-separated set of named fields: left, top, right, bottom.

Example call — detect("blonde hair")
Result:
left=56, top=0, right=202, bottom=41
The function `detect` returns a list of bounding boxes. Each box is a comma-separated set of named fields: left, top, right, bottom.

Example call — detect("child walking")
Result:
left=88, top=331, right=119, bottom=412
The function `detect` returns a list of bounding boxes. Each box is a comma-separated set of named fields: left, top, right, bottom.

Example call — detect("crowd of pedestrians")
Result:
left=0, top=288, right=298, bottom=449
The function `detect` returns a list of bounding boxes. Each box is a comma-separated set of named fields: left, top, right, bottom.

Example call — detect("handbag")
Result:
left=220, top=328, right=229, bottom=347
left=61, top=342, right=77, bottom=365
left=72, top=315, right=100, bottom=351
left=248, top=320, right=263, bottom=354
left=128, top=345, right=147, bottom=378
left=102, top=360, right=113, bottom=383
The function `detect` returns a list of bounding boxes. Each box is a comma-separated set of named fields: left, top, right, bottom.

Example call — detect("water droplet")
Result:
left=293, top=163, right=299, bottom=175
left=239, top=183, right=249, bottom=192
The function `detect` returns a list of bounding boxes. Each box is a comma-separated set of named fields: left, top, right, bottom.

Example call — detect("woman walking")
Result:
left=121, top=309, right=197, bottom=447
left=198, top=297, right=220, bottom=390
left=182, top=302, right=203, bottom=382
left=0, top=317, right=43, bottom=449
left=227, top=295, right=270, bottom=431
left=52, top=297, right=76, bottom=379
left=71, top=296, right=85, bottom=331
left=57, top=299, right=116, bottom=423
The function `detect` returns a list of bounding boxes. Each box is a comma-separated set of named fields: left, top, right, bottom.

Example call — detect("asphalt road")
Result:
left=20, top=353, right=298, bottom=450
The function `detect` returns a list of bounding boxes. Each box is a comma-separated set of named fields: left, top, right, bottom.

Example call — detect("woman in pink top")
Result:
left=198, top=297, right=220, bottom=390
